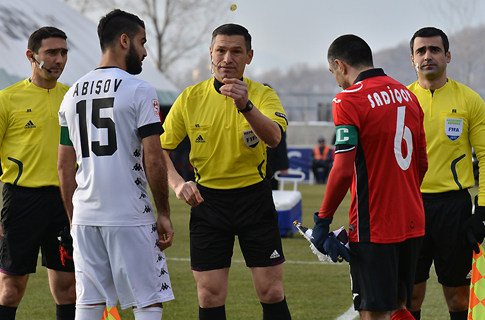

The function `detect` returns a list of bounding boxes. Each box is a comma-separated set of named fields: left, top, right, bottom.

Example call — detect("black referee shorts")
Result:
left=0, top=184, right=74, bottom=275
left=189, top=179, right=285, bottom=271
left=415, top=189, right=472, bottom=287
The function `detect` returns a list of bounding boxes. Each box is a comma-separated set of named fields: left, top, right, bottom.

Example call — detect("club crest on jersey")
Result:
left=243, top=129, right=259, bottom=148
left=445, top=118, right=463, bottom=141
left=152, top=99, right=160, bottom=117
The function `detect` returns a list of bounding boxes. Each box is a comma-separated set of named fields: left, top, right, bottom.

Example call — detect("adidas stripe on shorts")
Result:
left=189, top=179, right=285, bottom=271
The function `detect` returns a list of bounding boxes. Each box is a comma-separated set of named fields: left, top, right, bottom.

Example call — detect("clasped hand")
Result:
left=311, top=213, right=351, bottom=263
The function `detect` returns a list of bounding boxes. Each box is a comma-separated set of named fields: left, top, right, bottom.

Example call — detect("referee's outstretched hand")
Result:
left=175, top=181, right=204, bottom=207
left=157, top=215, right=174, bottom=251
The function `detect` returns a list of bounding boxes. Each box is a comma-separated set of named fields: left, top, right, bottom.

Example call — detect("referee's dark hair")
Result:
left=28, top=27, right=67, bottom=54
left=98, top=9, right=145, bottom=52
left=327, top=34, right=374, bottom=69
left=410, top=27, right=449, bottom=54
left=211, top=24, right=252, bottom=53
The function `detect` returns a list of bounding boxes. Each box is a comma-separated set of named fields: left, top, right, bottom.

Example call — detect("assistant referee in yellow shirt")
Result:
left=407, top=27, right=485, bottom=320
left=0, top=27, right=75, bottom=320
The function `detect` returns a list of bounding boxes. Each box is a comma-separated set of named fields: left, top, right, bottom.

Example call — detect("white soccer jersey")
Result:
left=59, top=67, right=163, bottom=226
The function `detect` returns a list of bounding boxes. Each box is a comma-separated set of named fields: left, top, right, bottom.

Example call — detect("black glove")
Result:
left=463, top=195, right=485, bottom=254
left=59, top=226, right=73, bottom=263
left=311, top=213, right=351, bottom=262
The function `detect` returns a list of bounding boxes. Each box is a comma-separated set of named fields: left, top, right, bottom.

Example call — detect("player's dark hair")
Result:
left=28, top=26, right=67, bottom=54
left=211, top=23, right=252, bottom=52
left=98, top=9, right=145, bottom=52
left=327, top=34, right=373, bottom=68
left=410, top=27, right=449, bottom=54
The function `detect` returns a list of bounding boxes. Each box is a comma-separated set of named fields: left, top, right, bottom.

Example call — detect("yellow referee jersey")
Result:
left=0, top=79, right=69, bottom=187
left=161, top=78, right=288, bottom=189
left=408, top=79, right=485, bottom=205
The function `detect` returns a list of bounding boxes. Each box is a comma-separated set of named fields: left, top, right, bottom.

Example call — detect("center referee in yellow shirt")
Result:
left=161, top=24, right=291, bottom=320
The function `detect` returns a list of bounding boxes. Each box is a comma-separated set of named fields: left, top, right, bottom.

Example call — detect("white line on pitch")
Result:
left=335, top=306, right=358, bottom=320
left=166, top=257, right=346, bottom=265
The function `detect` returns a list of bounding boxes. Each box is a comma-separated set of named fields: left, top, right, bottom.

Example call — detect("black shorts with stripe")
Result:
left=415, top=189, right=472, bottom=287
left=189, top=179, right=285, bottom=271
left=0, top=183, right=74, bottom=275
left=350, top=237, right=423, bottom=312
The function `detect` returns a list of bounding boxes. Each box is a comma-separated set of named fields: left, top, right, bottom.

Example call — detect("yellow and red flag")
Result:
left=469, top=243, right=485, bottom=319
left=102, top=306, right=121, bottom=320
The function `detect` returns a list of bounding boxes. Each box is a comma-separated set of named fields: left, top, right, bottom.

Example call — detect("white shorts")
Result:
left=72, top=224, right=174, bottom=309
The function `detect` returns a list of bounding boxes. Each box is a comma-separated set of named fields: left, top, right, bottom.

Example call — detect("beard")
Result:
left=126, top=43, right=142, bottom=75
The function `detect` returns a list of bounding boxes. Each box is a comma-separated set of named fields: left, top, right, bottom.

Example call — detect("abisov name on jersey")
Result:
left=72, top=78, right=123, bottom=97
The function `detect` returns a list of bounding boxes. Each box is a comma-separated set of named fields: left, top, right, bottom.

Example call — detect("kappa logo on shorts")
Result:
left=159, top=283, right=171, bottom=291
left=269, top=250, right=280, bottom=259
left=159, top=268, right=168, bottom=277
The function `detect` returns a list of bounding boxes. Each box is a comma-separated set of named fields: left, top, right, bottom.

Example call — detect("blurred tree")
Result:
left=62, top=0, right=226, bottom=75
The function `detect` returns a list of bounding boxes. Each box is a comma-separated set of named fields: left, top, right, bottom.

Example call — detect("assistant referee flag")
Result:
left=102, top=307, right=121, bottom=320
left=469, top=243, right=485, bottom=319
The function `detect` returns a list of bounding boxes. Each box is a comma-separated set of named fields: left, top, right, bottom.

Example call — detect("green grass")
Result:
left=14, top=184, right=476, bottom=319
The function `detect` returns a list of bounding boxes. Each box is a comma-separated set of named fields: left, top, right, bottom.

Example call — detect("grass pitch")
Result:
left=15, top=183, right=470, bottom=319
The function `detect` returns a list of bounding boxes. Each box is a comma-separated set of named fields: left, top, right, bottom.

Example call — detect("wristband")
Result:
left=239, top=100, right=254, bottom=113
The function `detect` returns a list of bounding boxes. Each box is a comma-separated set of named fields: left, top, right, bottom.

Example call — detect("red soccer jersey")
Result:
left=333, top=69, right=426, bottom=243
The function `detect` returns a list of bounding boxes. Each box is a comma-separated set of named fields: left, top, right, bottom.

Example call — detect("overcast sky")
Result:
left=76, top=0, right=485, bottom=78
left=203, top=0, right=485, bottom=75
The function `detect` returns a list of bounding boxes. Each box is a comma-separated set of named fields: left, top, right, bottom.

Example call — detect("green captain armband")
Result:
left=334, top=125, right=358, bottom=146
left=60, top=126, right=73, bottom=146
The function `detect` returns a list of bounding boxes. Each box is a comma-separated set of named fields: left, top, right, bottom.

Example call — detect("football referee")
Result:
left=407, top=27, right=485, bottom=320
left=0, top=27, right=75, bottom=320
left=161, top=24, right=291, bottom=320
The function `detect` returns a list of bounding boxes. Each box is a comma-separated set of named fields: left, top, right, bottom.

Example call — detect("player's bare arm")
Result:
left=161, top=149, right=204, bottom=207
left=220, top=78, right=281, bottom=148
left=57, top=144, right=78, bottom=224
left=143, top=134, right=174, bottom=250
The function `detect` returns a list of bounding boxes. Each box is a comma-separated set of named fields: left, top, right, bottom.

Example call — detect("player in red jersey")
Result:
left=311, top=34, right=428, bottom=320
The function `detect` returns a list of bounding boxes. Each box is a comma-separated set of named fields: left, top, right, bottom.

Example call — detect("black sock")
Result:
left=199, top=305, right=226, bottom=320
left=449, top=310, right=467, bottom=320
left=409, top=310, right=421, bottom=320
left=261, top=297, right=291, bottom=320
left=0, top=305, right=17, bottom=320
left=56, top=303, right=75, bottom=320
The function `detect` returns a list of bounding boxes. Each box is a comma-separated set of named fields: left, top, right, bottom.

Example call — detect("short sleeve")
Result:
left=134, top=82, right=162, bottom=131
left=160, top=90, right=189, bottom=150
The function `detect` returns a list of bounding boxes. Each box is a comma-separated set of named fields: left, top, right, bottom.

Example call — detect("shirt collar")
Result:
left=213, top=77, right=244, bottom=94
left=354, top=68, right=386, bottom=84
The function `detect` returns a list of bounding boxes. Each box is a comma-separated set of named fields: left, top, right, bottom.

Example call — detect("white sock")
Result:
left=133, top=307, right=163, bottom=320
left=75, top=304, right=106, bottom=320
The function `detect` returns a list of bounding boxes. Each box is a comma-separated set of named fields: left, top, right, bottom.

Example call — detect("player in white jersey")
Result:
left=57, top=9, right=174, bottom=320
